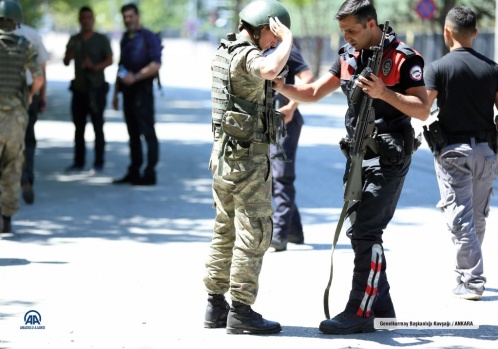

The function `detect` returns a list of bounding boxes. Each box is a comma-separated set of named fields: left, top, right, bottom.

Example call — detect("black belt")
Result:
left=446, top=131, right=495, bottom=146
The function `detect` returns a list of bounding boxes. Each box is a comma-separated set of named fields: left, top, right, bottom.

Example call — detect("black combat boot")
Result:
left=2, top=216, right=12, bottom=234
left=319, top=310, right=375, bottom=335
left=373, top=296, right=396, bottom=318
left=226, top=301, right=281, bottom=335
left=269, top=236, right=287, bottom=252
left=204, top=294, right=230, bottom=328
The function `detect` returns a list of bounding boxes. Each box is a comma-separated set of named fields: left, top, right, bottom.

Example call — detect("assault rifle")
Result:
left=323, top=20, right=389, bottom=319
left=344, top=21, right=389, bottom=200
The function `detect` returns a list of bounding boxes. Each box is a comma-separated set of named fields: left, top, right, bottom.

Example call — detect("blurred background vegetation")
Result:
left=21, top=0, right=495, bottom=35
left=19, top=0, right=497, bottom=75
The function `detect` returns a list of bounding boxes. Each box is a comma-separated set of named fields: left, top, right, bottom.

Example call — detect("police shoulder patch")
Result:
left=382, top=59, right=392, bottom=76
left=410, top=65, right=423, bottom=81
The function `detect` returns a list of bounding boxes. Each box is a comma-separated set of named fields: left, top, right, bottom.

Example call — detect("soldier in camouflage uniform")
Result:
left=0, top=0, right=44, bottom=233
left=203, top=0, right=293, bottom=335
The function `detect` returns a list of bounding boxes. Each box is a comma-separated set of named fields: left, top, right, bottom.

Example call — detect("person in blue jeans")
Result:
left=112, top=2, right=162, bottom=186
left=266, top=43, right=314, bottom=252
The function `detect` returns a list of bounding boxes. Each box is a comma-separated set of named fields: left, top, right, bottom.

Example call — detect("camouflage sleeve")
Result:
left=25, top=42, right=43, bottom=78
left=245, top=48, right=263, bottom=78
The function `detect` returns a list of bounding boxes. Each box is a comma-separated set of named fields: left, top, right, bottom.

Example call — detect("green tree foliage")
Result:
left=18, top=0, right=48, bottom=26
left=370, top=0, right=494, bottom=32
left=21, top=0, right=496, bottom=33
left=20, top=0, right=190, bottom=33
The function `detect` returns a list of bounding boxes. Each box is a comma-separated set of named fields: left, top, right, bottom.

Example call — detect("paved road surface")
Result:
left=0, top=39, right=497, bottom=349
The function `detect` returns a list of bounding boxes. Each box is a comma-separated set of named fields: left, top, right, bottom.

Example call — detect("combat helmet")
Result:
left=239, top=0, right=291, bottom=30
left=0, top=0, right=23, bottom=23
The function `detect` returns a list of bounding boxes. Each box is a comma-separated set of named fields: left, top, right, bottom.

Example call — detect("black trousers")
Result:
left=70, top=84, right=108, bottom=168
left=344, top=155, right=411, bottom=317
left=122, top=82, right=159, bottom=177
left=270, top=109, right=304, bottom=240
left=22, top=94, right=39, bottom=185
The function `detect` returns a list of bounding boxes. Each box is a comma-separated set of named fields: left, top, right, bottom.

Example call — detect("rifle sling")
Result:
left=323, top=200, right=349, bottom=319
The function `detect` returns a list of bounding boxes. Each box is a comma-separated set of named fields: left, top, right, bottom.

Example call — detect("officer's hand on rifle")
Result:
left=272, top=75, right=285, bottom=91
left=356, top=73, right=387, bottom=100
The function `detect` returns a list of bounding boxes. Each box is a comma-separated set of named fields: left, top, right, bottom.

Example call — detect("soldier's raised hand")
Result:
left=269, top=17, right=291, bottom=42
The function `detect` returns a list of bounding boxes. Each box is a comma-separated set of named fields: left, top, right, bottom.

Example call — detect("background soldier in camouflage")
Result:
left=0, top=0, right=44, bottom=233
left=203, top=0, right=293, bottom=335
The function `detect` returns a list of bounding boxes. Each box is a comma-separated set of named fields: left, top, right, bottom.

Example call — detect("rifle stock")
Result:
left=344, top=107, right=376, bottom=201
left=344, top=154, right=363, bottom=201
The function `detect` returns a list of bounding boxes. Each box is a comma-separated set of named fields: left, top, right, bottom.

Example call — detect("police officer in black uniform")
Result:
left=266, top=43, right=314, bottom=252
left=273, top=0, right=430, bottom=334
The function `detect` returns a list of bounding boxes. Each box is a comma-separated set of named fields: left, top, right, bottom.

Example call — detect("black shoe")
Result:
left=288, top=235, right=304, bottom=244
left=226, top=301, right=281, bottom=335
left=21, top=181, right=34, bottom=204
left=204, top=294, right=230, bottom=328
left=319, top=310, right=375, bottom=335
left=90, top=165, right=104, bottom=174
left=269, top=237, right=287, bottom=252
left=131, top=175, right=157, bottom=186
left=65, top=164, right=84, bottom=172
left=112, top=173, right=139, bottom=184
left=2, top=215, right=12, bottom=234
left=373, top=307, right=396, bottom=318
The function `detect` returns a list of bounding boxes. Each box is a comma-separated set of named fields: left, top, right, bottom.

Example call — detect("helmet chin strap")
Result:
left=252, top=27, right=262, bottom=49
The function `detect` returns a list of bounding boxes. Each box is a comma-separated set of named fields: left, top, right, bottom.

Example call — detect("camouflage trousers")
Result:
left=204, top=140, right=273, bottom=305
left=0, top=108, right=28, bottom=217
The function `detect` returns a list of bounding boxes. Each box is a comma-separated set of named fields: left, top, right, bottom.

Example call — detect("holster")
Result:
left=376, top=133, right=405, bottom=165
left=423, top=120, right=447, bottom=156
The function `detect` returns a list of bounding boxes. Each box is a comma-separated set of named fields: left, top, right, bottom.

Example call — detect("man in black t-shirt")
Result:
left=63, top=6, right=113, bottom=173
left=273, top=0, right=430, bottom=334
left=425, top=6, right=498, bottom=301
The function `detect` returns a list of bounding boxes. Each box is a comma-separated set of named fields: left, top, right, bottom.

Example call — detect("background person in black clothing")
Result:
left=112, top=3, right=162, bottom=186
left=424, top=6, right=498, bottom=301
left=273, top=0, right=429, bottom=334
left=265, top=43, right=314, bottom=252
left=63, top=6, right=113, bottom=173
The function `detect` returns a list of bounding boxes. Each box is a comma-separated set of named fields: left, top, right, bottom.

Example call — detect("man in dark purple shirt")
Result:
left=112, top=3, right=162, bottom=186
